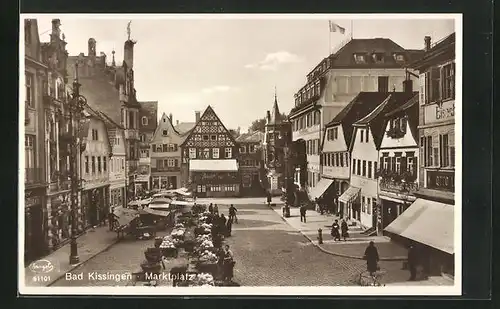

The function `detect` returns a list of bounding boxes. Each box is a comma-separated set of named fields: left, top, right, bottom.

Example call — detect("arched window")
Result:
left=141, top=116, right=148, bottom=126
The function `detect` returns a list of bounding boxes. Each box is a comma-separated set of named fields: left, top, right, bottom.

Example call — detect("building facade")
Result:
left=134, top=101, right=158, bottom=193
left=322, top=92, right=390, bottom=217
left=150, top=113, right=187, bottom=190
left=384, top=33, right=456, bottom=278
left=80, top=107, right=112, bottom=228
left=289, top=38, right=422, bottom=200
left=236, top=131, right=265, bottom=196
left=24, top=19, right=49, bottom=262
left=377, top=94, right=420, bottom=233
left=181, top=106, right=240, bottom=197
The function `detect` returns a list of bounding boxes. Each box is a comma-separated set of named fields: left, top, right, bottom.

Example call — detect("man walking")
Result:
left=228, top=204, right=238, bottom=223
left=408, top=244, right=419, bottom=281
left=300, top=204, right=307, bottom=223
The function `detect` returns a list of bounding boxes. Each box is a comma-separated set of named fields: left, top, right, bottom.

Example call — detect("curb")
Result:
left=46, top=236, right=121, bottom=287
left=268, top=204, right=407, bottom=261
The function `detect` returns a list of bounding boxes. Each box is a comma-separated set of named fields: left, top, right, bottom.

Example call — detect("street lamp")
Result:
left=67, top=63, right=87, bottom=265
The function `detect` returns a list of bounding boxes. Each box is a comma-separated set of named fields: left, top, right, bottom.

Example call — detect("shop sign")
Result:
left=25, top=190, right=42, bottom=207
left=427, top=171, right=454, bottom=191
left=424, top=100, right=455, bottom=124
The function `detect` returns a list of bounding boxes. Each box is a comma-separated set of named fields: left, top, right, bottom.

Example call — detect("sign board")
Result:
left=424, top=100, right=455, bottom=125
left=426, top=170, right=454, bottom=191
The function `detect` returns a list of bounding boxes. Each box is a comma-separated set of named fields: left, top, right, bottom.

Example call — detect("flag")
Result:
left=329, top=21, right=346, bottom=34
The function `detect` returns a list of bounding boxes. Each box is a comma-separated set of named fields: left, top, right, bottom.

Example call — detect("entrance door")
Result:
left=25, top=205, right=43, bottom=263
left=197, top=185, right=207, bottom=198
left=168, top=176, right=178, bottom=189
left=378, top=76, right=389, bottom=93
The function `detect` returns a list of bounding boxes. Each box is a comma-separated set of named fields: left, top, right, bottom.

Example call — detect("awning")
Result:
left=113, top=207, right=139, bottom=227
left=309, top=178, right=334, bottom=200
left=384, top=198, right=454, bottom=254
left=189, top=159, right=238, bottom=172
left=140, top=208, right=172, bottom=217
left=338, top=186, right=360, bottom=203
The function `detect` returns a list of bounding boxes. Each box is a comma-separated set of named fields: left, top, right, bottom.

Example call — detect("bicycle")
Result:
left=358, top=270, right=386, bottom=286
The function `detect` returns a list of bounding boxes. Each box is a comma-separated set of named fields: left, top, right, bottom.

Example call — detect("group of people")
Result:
left=330, top=218, right=349, bottom=241
left=207, top=203, right=238, bottom=239
left=216, top=244, right=235, bottom=282
left=314, top=197, right=339, bottom=216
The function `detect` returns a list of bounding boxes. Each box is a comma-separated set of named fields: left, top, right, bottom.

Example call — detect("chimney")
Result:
left=88, top=38, right=96, bottom=58
left=195, top=111, right=201, bottom=122
left=169, top=113, right=173, bottom=122
left=403, top=79, right=413, bottom=93
left=424, top=36, right=431, bottom=51
left=176, top=120, right=179, bottom=125
left=51, top=19, right=61, bottom=41
left=124, top=40, right=135, bottom=68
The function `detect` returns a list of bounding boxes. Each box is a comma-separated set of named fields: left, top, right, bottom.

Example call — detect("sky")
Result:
left=27, top=15, right=456, bottom=132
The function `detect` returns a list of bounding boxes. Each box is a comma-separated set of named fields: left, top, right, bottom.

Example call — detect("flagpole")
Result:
left=328, top=21, right=332, bottom=55
left=350, top=20, right=353, bottom=39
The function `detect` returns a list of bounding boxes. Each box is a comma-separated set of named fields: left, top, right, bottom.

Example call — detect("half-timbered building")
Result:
left=181, top=106, right=240, bottom=197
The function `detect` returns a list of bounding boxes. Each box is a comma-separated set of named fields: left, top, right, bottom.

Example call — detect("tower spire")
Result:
left=111, top=49, right=116, bottom=66
left=270, top=86, right=281, bottom=125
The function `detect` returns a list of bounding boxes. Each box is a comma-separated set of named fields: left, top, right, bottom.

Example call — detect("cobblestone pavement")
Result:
left=51, top=200, right=412, bottom=287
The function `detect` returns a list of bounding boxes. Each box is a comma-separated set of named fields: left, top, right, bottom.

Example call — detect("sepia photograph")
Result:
left=19, top=14, right=461, bottom=295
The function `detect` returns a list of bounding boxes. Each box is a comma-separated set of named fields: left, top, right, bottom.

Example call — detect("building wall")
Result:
left=109, top=128, right=126, bottom=208
left=350, top=126, right=379, bottom=228
left=81, top=118, right=111, bottom=189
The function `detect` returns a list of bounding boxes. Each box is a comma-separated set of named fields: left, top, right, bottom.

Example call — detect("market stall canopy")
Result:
left=338, top=186, right=361, bottom=203
left=384, top=198, right=454, bottom=254
left=309, top=178, right=334, bottom=200
left=128, top=200, right=140, bottom=207
left=148, top=197, right=172, bottom=210
left=140, top=208, right=172, bottom=217
left=189, top=159, right=238, bottom=172
left=113, top=207, right=139, bottom=227
left=174, top=187, right=192, bottom=196
left=138, top=198, right=152, bottom=206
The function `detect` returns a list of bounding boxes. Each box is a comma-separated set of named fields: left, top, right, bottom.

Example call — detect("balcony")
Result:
left=379, top=178, right=418, bottom=195
left=25, top=168, right=44, bottom=185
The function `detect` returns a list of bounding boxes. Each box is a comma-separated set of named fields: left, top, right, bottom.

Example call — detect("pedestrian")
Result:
left=222, top=244, right=235, bottom=282
left=407, top=244, right=419, bottom=281
left=363, top=241, right=380, bottom=276
left=300, top=204, right=307, bottom=223
left=219, top=214, right=227, bottom=236
left=226, top=217, right=233, bottom=237
left=211, top=224, right=221, bottom=248
left=331, top=219, right=341, bottom=241
left=108, top=207, right=118, bottom=231
left=214, top=204, right=219, bottom=215
left=341, top=218, right=349, bottom=241
left=266, top=192, right=272, bottom=206
left=228, top=204, right=238, bottom=223
left=208, top=203, right=214, bottom=214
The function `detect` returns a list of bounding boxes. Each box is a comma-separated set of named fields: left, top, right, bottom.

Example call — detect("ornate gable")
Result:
left=182, top=106, right=236, bottom=148
left=151, top=113, right=181, bottom=142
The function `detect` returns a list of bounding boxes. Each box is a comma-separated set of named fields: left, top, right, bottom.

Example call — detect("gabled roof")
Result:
left=350, top=92, right=418, bottom=150
left=409, top=33, right=455, bottom=70
left=326, top=92, right=391, bottom=127
left=82, top=105, right=113, bottom=153
left=151, top=113, right=182, bottom=141
left=236, top=131, right=264, bottom=143
left=382, top=94, right=420, bottom=146
left=385, top=94, right=419, bottom=117
left=181, top=105, right=237, bottom=147
left=174, top=122, right=196, bottom=135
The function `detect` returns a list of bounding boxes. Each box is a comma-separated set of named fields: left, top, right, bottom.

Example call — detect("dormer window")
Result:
left=353, top=54, right=366, bottom=63
left=394, top=53, right=405, bottom=62
left=162, top=129, right=168, bottom=136
left=372, top=53, right=384, bottom=63
left=142, top=116, right=148, bottom=126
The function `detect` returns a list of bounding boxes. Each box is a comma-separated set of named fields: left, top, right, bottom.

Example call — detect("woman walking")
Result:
left=341, top=219, right=349, bottom=241
left=363, top=241, right=380, bottom=276
left=331, top=219, right=341, bottom=241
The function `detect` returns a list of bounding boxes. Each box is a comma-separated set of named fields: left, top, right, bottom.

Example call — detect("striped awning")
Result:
left=309, top=178, right=334, bottom=200
left=338, top=186, right=360, bottom=203
left=384, top=198, right=454, bottom=254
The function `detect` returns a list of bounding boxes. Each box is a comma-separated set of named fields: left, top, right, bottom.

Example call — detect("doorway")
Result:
left=378, top=76, right=389, bottom=93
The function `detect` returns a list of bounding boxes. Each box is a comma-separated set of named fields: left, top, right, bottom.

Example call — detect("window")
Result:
left=374, top=162, right=377, bottom=177
left=372, top=53, right=384, bottom=63
left=167, top=159, right=176, bottom=167
left=352, top=159, right=356, bottom=174
left=225, top=148, right=232, bottom=158
left=25, top=135, right=35, bottom=169
left=211, top=135, right=217, bottom=141
left=203, top=135, right=209, bottom=141
left=368, top=161, right=372, bottom=178
left=189, top=148, right=197, bottom=159
left=442, top=63, right=455, bottom=100
left=395, top=156, right=401, bottom=173
left=129, top=111, right=135, bottom=129
left=334, top=128, right=338, bottom=139
left=85, top=156, right=89, bottom=174
left=91, top=156, right=96, bottom=174
left=140, top=134, right=146, bottom=142
left=97, top=157, right=102, bottom=173
left=91, top=129, right=99, bottom=141
left=378, top=76, right=389, bottom=93
left=394, top=53, right=405, bottom=62
left=121, top=158, right=124, bottom=169
left=426, top=136, right=433, bottom=166
left=367, top=197, right=372, bottom=214
left=240, top=145, right=246, bottom=153
left=156, top=144, right=162, bottom=152
left=365, top=128, right=370, bottom=142
left=450, top=146, right=455, bottom=167
left=362, top=196, right=366, bottom=212
left=202, top=148, right=210, bottom=159
left=429, top=67, right=441, bottom=102
left=335, top=153, right=340, bottom=166
left=440, top=134, right=450, bottom=167
left=362, top=160, right=366, bottom=177
left=103, top=157, right=107, bottom=172
left=162, top=130, right=168, bottom=136
left=360, top=130, right=364, bottom=142
left=212, top=148, right=219, bottom=159
left=110, top=158, right=114, bottom=172
left=249, top=145, right=256, bottom=153
left=142, top=116, right=148, bottom=125
left=354, top=54, right=366, bottom=63
left=357, top=159, right=361, bottom=175
left=25, top=72, right=33, bottom=107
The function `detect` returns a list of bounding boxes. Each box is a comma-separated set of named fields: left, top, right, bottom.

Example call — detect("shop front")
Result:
left=241, top=169, right=263, bottom=196
left=338, top=186, right=360, bottom=220
left=47, top=192, right=72, bottom=250
left=192, top=171, right=240, bottom=198
left=151, top=172, right=181, bottom=191
left=24, top=188, right=46, bottom=264
left=81, top=185, right=109, bottom=228
left=110, top=183, right=126, bottom=209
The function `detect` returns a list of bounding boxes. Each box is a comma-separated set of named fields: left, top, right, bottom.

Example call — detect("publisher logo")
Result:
left=29, top=259, right=54, bottom=274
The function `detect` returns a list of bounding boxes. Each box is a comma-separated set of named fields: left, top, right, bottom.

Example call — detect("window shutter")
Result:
left=419, top=73, right=426, bottom=105
left=401, top=156, right=407, bottom=173
left=401, top=117, right=407, bottom=133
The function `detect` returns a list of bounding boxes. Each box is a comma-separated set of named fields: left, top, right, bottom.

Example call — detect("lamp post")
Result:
left=68, top=63, right=87, bottom=265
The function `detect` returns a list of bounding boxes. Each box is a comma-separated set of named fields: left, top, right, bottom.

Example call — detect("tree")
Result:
left=249, top=113, right=288, bottom=132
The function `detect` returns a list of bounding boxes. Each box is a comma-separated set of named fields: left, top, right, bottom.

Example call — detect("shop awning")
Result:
left=140, top=208, right=172, bottom=217
left=338, top=186, right=360, bottom=203
left=384, top=198, right=454, bottom=254
left=309, top=178, right=334, bottom=200
left=189, top=159, right=238, bottom=172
